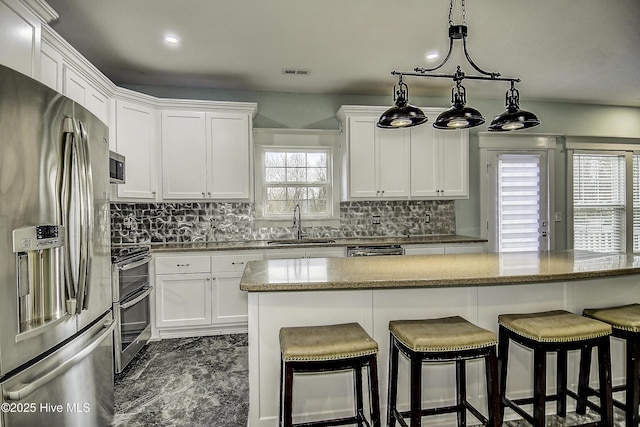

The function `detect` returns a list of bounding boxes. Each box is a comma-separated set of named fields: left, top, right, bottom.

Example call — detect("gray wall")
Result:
left=125, top=84, right=640, bottom=249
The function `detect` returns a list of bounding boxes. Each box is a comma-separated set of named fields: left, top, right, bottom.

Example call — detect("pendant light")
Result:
left=379, top=0, right=540, bottom=131
left=488, top=81, right=540, bottom=131
left=377, top=75, right=427, bottom=128
left=433, top=68, right=484, bottom=129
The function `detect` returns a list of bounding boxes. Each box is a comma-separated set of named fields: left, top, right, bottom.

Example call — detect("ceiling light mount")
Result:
left=378, top=0, right=540, bottom=131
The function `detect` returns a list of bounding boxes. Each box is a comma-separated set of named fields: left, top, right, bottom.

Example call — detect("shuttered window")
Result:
left=633, top=155, right=640, bottom=251
left=573, top=153, right=626, bottom=253
left=497, top=154, right=542, bottom=252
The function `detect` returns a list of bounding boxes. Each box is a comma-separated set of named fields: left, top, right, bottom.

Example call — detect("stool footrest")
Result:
left=293, top=415, right=368, bottom=427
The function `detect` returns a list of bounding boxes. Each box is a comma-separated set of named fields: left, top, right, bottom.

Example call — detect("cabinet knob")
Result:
left=152, top=191, right=156, bottom=196
left=207, top=192, right=212, bottom=197
left=231, top=262, right=245, bottom=265
left=176, top=263, right=190, bottom=267
left=202, top=192, right=206, bottom=197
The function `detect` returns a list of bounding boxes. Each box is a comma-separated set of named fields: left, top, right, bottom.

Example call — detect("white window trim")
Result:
left=565, top=136, right=640, bottom=253
left=253, top=128, right=341, bottom=227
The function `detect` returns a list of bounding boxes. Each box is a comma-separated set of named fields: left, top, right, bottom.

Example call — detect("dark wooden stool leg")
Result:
left=556, top=348, right=568, bottom=417
left=576, top=345, right=592, bottom=415
left=497, top=326, right=510, bottom=421
left=625, top=336, right=640, bottom=427
left=367, top=355, right=382, bottom=427
left=485, top=347, right=501, bottom=427
left=279, top=357, right=285, bottom=427
left=456, top=360, right=467, bottom=427
left=597, top=338, right=614, bottom=427
left=283, top=361, right=294, bottom=427
left=410, top=352, right=422, bottom=427
left=387, top=335, right=399, bottom=427
left=354, top=364, right=365, bottom=426
left=533, top=346, right=547, bottom=427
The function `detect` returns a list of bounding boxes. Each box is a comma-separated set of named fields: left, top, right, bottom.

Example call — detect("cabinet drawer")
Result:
left=211, top=252, right=263, bottom=273
left=155, top=255, right=210, bottom=274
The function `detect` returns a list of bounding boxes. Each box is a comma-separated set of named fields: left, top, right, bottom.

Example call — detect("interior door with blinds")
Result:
left=486, top=151, right=550, bottom=252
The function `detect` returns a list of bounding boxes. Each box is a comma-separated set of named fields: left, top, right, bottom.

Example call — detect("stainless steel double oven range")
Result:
left=111, top=246, right=152, bottom=373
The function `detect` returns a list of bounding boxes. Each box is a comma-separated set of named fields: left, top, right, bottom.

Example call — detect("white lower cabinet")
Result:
left=402, top=243, right=485, bottom=255
left=264, top=247, right=346, bottom=260
left=154, top=251, right=263, bottom=338
left=156, top=273, right=212, bottom=328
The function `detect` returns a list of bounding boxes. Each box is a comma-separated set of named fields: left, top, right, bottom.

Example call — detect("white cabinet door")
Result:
left=410, top=125, right=439, bottom=197
left=40, top=39, right=62, bottom=91
left=439, top=130, right=469, bottom=198
left=213, top=276, right=247, bottom=322
left=410, top=126, right=468, bottom=199
left=155, top=273, right=212, bottom=328
left=264, top=249, right=307, bottom=260
left=348, top=116, right=409, bottom=199
left=115, top=100, right=159, bottom=200
left=377, top=127, right=410, bottom=197
left=206, top=112, right=251, bottom=199
left=0, top=0, right=40, bottom=78
left=348, top=117, right=378, bottom=198
left=161, top=111, right=207, bottom=199
left=63, top=66, right=109, bottom=124
left=403, top=245, right=445, bottom=255
left=305, top=248, right=345, bottom=258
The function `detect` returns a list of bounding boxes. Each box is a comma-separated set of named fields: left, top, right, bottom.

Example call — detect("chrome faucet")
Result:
left=292, top=204, right=305, bottom=240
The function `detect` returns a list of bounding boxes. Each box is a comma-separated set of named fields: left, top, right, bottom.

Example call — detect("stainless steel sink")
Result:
left=267, top=238, right=337, bottom=246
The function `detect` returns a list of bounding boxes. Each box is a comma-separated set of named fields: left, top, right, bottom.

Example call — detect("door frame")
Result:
left=479, top=133, right=558, bottom=252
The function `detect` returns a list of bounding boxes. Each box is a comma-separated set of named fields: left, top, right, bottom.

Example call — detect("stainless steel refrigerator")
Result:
left=0, top=64, right=114, bottom=427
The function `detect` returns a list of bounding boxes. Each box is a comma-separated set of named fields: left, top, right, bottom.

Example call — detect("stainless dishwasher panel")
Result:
left=346, top=245, right=404, bottom=256
left=1, top=312, right=115, bottom=427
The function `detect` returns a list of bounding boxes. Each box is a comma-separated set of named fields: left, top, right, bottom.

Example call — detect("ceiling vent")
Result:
left=282, top=68, right=311, bottom=76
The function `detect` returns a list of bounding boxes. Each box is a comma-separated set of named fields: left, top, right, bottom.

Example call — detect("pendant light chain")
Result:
left=448, top=0, right=467, bottom=27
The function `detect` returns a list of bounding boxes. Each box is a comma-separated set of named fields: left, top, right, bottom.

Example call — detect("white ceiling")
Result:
left=45, top=0, right=640, bottom=107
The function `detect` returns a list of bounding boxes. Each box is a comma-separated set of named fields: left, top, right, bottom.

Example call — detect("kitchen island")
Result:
left=240, top=250, right=640, bottom=426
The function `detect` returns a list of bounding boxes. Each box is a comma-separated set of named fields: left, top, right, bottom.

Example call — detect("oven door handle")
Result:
left=117, top=254, right=152, bottom=271
left=120, top=287, right=153, bottom=310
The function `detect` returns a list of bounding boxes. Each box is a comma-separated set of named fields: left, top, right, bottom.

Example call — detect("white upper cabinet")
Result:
left=206, top=112, right=252, bottom=199
left=63, top=65, right=109, bottom=124
left=340, top=110, right=410, bottom=199
left=410, top=121, right=469, bottom=199
left=115, top=99, right=160, bottom=200
left=161, top=111, right=208, bottom=199
left=161, top=107, right=255, bottom=201
left=338, top=106, right=468, bottom=201
left=0, top=0, right=41, bottom=78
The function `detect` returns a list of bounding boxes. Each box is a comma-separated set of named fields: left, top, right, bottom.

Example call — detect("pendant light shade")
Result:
left=433, top=81, right=485, bottom=129
left=377, top=76, right=427, bottom=128
left=488, top=83, right=540, bottom=131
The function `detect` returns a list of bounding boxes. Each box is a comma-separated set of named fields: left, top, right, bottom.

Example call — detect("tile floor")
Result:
left=112, top=334, right=626, bottom=426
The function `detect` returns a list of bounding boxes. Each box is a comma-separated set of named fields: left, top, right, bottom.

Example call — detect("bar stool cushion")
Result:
left=584, top=303, right=640, bottom=332
left=279, top=322, right=378, bottom=362
left=389, top=316, right=497, bottom=352
left=499, top=310, right=611, bottom=342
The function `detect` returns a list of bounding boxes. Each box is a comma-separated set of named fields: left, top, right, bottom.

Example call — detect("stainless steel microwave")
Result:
left=109, top=150, right=125, bottom=184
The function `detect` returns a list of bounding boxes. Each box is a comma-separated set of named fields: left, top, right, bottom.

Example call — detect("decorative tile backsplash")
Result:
left=110, top=201, right=455, bottom=244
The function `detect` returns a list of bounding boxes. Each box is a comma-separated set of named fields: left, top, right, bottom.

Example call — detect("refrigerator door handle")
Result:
left=5, top=320, right=116, bottom=401
left=73, top=119, right=89, bottom=314
left=77, top=120, right=94, bottom=312
left=60, top=118, right=78, bottom=306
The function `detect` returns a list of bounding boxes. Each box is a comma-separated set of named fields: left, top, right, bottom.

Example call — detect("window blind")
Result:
left=573, top=153, right=626, bottom=253
left=497, top=154, right=541, bottom=252
left=634, top=155, right=640, bottom=251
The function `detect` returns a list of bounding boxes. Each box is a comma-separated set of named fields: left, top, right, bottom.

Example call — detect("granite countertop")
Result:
left=144, top=234, right=487, bottom=253
left=239, top=250, right=640, bottom=292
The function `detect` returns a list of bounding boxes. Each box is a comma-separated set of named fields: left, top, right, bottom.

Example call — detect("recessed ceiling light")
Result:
left=426, top=52, right=439, bottom=60
left=165, top=35, right=179, bottom=44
